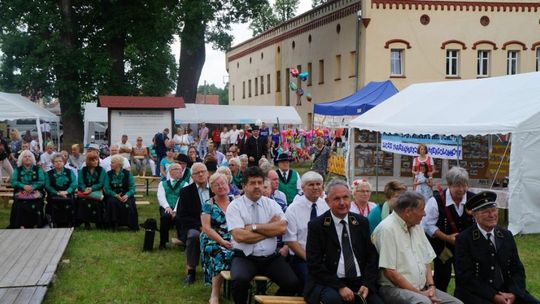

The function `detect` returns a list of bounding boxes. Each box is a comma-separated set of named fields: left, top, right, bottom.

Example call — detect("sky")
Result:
left=171, top=0, right=313, bottom=89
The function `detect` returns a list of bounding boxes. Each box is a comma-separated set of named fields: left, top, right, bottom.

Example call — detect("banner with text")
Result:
left=381, top=137, right=462, bottom=160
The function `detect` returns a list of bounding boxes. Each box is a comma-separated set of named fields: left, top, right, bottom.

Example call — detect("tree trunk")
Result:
left=175, top=2, right=206, bottom=103
left=102, top=0, right=128, bottom=95
left=57, top=0, right=83, bottom=145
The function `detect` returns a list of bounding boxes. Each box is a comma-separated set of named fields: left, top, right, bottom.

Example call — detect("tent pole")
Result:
left=490, top=133, right=511, bottom=189
left=36, top=119, right=43, bottom=152
left=375, top=132, right=379, bottom=193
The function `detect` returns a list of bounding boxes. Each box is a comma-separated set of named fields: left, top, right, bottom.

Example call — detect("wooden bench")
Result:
left=220, top=270, right=270, bottom=302
left=254, top=295, right=306, bottom=304
left=136, top=176, right=161, bottom=195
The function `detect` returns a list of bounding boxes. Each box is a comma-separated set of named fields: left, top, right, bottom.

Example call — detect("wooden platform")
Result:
left=0, top=228, right=73, bottom=304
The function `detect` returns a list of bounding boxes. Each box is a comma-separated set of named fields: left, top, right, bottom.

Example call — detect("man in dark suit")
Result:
left=245, top=126, right=267, bottom=167
left=305, top=179, right=383, bottom=304
left=175, top=162, right=211, bottom=284
left=455, top=191, right=539, bottom=304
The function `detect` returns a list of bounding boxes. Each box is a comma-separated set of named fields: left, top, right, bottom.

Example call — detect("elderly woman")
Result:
left=200, top=173, right=233, bottom=304
left=350, top=179, right=378, bottom=217
left=104, top=154, right=138, bottom=231
left=132, top=137, right=149, bottom=176
left=77, top=151, right=107, bottom=229
left=45, top=153, right=77, bottom=227
left=367, top=180, right=406, bottom=233
left=238, top=154, right=248, bottom=174
left=228, top=157, right=242, bottom=190
left=9, top=150, right=46, bottom=228
left=216, top=166, right=241, bottom=197
left=173, top=127, right=190, bottom=155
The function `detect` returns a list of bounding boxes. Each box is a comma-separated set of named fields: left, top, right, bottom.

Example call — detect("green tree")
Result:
left=249, top=2, right=279, bottom=36
left=274, top=0, right=299, bottom=22
left=197, top=83, right=229, bottom=105
left=174, top=0, right=265, bottom=103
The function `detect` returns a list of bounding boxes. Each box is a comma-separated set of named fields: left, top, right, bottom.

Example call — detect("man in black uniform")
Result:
left=245, top=126, right=267, bottom=167
left=455, top=191, right=539, bottom=304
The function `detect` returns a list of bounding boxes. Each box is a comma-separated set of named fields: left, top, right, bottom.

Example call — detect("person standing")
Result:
left=245, top=126, right=267, bottom=167
left=220, top=126, right=230, bottom=154
left=226, top=166, right=299, bottom=304
left=198, top=123, right=209, bottom=157
left=372, top=191, right=462, bottom=304
left=422, top=166, right=475, bottom=291
left=228, top=125, right=240, bottom=147
left=0, top=134, right=13, bottom=185
left=154, top=128, right=170, bottom=176
left=305, top=179, right=383, bottom=304
left=309, top=137, right=331, bottom=178
left=455, top=191, right=540, bottom=304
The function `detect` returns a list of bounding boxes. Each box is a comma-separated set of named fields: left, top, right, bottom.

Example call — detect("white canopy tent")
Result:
left=174, top=104, right=302, bottom=125
left=0, top=92, right=60, bottom=151
left=349, top=72, right=540, bottom=234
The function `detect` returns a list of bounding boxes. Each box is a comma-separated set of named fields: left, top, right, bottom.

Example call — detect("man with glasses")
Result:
left=157, top=163, right=188, bottom=249
left=175, top=162, right=212, bottom=284
left=221, top=151, right=234, bottom=167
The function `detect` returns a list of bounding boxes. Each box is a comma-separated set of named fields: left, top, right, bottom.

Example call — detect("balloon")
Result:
left=289, top=81, right=297, bottom=91
left=306, top=92, right=312, bottom=101
left=296, top=88, right=304, bottom=96
left=290, top=68, right=299, bottom=77
left=299, top=72, right=309, bottom=81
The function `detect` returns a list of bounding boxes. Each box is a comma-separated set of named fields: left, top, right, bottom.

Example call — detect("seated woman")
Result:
left=45, top=153, right=77, bottom=227
left=229, top=157, right=243, bottom=190
left=77, top=151, right=107, bottom=229
left=104, top=155, right=139, bottom=231
left=187, top=146, right=202, bottom=169
left=131, top=137, right=148, bottom=176
left=9, top=150, right=46, bottom=228
left=350, top=178, right=378, bottom=217
left=159, top=148, right=176, bottom=181
left=216, top=166, right=241, bottom=197
left=367, top=180, right=406, bottom=233
left=200, top=173, right=233, bottom=304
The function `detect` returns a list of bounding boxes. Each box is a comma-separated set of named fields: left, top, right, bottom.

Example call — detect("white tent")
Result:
left=349, top=72, right=540, bottom=234
left=174, top=104, right=302, bottom=125
left=0, top=92, right=60, bottom=150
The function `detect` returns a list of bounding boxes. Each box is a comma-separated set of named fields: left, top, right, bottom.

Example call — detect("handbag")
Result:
left=76, top=190, right=103, bottom=201
left=15, top=190, right=42, bottom=200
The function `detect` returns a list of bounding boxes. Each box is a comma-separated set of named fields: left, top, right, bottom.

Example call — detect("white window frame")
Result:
left=446, top=49, right=459, bottom=77
left=477, top=50, right=490, bottom=77
left=390, top=49, right=403, bottom=76
left=507, top=50, right=519, bottom=75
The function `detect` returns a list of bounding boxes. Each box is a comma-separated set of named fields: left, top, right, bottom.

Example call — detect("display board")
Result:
left=487, top=138, right=511, bottom=183
left=353, top=130, right=394, bottom=177
left=448, top=135, right=489, bottom=179
left=110, top=110, right=172, bottom=147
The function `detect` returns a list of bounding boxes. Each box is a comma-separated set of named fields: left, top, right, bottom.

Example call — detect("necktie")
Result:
left=171, top=179, right=177, bottom=187
left=340, top=220, right=357, bottom=279
left=310, top=203, right=317, bottom=220
left=252, top=203, right=259, bottom=224
left=487, top=233, right=496, bottom=250
left=283, top=171, right=288, bottom=180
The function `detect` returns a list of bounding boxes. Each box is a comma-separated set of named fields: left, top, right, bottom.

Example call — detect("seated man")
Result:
left=226, top=166, right=299, bottom=304
left=305, top=179, right=382, bottom=304
left=455, top=191, right=540, bottom=304
left=157, top=163, right=188, bottom=249
left=284, top=171, right=329, bottom=294
left=372, top=191, right=462, bottom=304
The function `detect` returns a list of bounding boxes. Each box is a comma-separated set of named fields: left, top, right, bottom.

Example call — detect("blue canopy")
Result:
left=314, top=80, right=398, bottom=116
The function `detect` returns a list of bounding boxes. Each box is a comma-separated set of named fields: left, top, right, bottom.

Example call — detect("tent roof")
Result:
left=0, top=92, right=59, bottom=122
left=174, top=104, right=302, bottom=125
left=314, top=80, right=398, bottom=116
left=349, top=72, right=540, bottom=135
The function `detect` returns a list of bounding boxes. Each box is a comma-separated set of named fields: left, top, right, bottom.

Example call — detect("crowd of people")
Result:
left=1, top=125, right=538, bottom=304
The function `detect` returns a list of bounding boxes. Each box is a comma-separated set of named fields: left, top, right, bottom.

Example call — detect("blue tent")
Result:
left=314, top=80, right=398, bottom=116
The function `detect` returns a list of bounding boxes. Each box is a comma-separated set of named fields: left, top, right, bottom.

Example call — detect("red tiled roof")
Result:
left=98, top=96, right=185, bottom=108
left=195, top=94, right=219, bottom=105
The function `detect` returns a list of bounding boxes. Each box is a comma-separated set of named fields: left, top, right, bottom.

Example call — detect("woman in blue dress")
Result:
left=200, top=172, right=233, bottom=304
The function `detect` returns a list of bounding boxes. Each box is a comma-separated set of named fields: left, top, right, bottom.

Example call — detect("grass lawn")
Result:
left=0, top=164, right=537, bottom=303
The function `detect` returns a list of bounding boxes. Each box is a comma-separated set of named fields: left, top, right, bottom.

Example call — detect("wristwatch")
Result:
left=252, top=224, right=257, bottom=232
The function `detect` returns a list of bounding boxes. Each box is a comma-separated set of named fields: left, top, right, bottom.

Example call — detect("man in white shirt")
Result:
left=39, top=142, right=55, bottom=172
left=157, top=163, right=188, bottom=249
left=305, top=179, right=382, bottom=304
left=100, top=144, right=130, bottom=172
left=267, top=170, right=287, bottom=210
left=372, top=191, right=462, bottom=304
left=117, top=134, right=132, bottom=162
left=276, top=153, right=302, bottom=205
left=284, top=171, right=329, bottom=293
left=228, top=124, right=240, bottom=147
left=226, top=166, right=299, bottom=304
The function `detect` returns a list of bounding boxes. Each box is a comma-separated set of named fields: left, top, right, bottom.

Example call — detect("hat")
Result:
left=466, top=191, right=497, bottom=212
left=176, top=153, right=189, bottom=164
left=252, top=125, right=259, bottom=131
left=86, top=143, right=100, bottom=150
left=276, top=153, right=292, bottom=163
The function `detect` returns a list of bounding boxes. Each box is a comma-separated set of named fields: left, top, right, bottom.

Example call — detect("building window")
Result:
left=390, top=49, right=403, bottom=76
left=446, top=50, right=459, bottom=77
left=232, top=85, right=235, bottom=101
left=349, top=51, right=356, bottom=78
left=307, top=62, right=313, bottom=86
left=318, top=59, right=325, bottom=84
left=335, top=55, right=341, bottom=81
left=242, top=81, right=245, bottom=99
left=267, top=74, right=271, bottom=94
left=477, top=50, right=490, bottom=77
left=537, top=49, right=540, bottom=72
left=507, top=51, right=519, bottom=75
left=255, top=77, right=258, bottom=96
left=248, top=79, right=252, bottom=97
left=276, top=71, right=281, bottom=92
left=260, top=76, right=264, bottom=95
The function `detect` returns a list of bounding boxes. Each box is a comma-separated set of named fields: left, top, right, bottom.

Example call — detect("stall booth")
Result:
left=313, top=81, right=398, bottom=176
left=0, top=92, right=59, bottom=151
left=349, top=72, right=540, bottom=234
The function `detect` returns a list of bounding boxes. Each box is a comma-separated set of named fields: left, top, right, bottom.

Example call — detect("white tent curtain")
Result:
left=349, top=72, right=540, bottom=234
